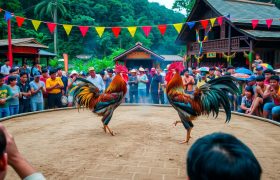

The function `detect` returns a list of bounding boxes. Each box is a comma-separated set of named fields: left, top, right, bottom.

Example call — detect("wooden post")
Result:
left=249, top=39, right=253, bottom=70
left=7, top=19, right=13, bottom=67
left=227, top=23, right=232, bottom=66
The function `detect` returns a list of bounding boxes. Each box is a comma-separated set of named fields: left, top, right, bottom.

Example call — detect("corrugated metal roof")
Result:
left=0, top=38, right=48, bottom=48
left=161, top=55, right=184, bottom=61
left=241, top=29, right=280, bottom=39
left=39, top=50, right=56, bottom=56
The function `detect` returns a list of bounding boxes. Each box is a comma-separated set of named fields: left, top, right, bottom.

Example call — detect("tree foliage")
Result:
left=0, top=0, right=185, bottom=59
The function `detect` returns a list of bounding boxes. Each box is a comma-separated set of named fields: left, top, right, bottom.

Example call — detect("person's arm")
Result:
left=0, top=124, right=45, bottom=180
left=263, top=85, right=271, bottom=99
left=41, top=82, right=46, bottom=94
left=240, top=97, right=249, bottom=111
left=46, top=79, right=57, bottom=91
left=30, top=83, right=41, bottom=95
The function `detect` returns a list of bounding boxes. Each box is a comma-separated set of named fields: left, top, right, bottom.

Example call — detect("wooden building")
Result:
left=114, top=42, right=183, bottom=70
left=176, top=0, right=280, bottom=68
left=0, top=38, right=55, bottom=65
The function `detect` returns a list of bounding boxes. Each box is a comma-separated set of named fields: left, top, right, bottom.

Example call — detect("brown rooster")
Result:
left=73, top=65, right=128, bottom=136
left=165, top=62, right=239, bottom=144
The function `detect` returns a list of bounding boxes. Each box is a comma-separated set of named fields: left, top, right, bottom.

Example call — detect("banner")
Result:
left=31, top=20, right=41, bottom=31
left=95, top=27, right=105, bottom=37
left=142, top=26, right=152, bottom=37
left=210, top=18, right=216, bottom=27
left=16, top=16, right=25, bottom=27
left=173, top=23, right=183, bottom=33
left=112, top=27, right=121, bottom=38
left=158, top=24, right=167, bottom=35
left=79, top=26, right=89, bottom=37
left=47, top=23, right=56, bottom=34
left=127, top=27, right=137, bottom=37
left=63, top=24, right=73, bottom=36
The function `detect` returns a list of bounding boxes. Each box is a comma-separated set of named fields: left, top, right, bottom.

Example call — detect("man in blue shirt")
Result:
left=0, top=60, right=11, bottom=76
left=150, top=68, right=164, bottom=104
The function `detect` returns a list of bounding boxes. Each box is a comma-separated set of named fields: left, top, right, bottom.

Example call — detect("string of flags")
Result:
left=1, top=7, right=279, bottom=38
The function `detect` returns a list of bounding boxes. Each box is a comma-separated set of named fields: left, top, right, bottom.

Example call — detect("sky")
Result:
left=149, top=0, right=175, bottom=9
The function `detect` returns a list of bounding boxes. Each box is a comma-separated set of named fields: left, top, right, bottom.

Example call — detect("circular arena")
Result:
left=4, top=105, right=280, bottom=180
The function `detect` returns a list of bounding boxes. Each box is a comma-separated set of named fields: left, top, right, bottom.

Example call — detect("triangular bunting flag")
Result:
left=4, top=11, right=12, bottom=21
left=173, top=23, right=183, bottom=33
left=63, top=24, right=73, bottom=36
left=112, top=27, right=121, bottom=38
left=31, top=20, right=41, bottom=31
left=79, top=26, right=89, bottom=37
left=127, top=27, right=137, bottom=37
left=252, top=19, right=259, bottom=29
left=142, top=26, right=152, bottom=37
left=217, top=17, right=223, bottom=26
left=16, top=16, right=25, bottom=27
left=266, top=19, right=273, bottom=29
left=95, top=27, right=105, bottom=37
left=187, top=22, right=195, bottom=29
left=200, top=20, right=208, bottom=29
left=210, top=18, right=216, bottom=27
left=158, top=24, right=167, bottom=36
left=46, top=22, right=56, bottom=34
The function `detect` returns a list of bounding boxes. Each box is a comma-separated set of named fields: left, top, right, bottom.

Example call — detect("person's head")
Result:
left=0, top=129, right=7, bottom=179
left=139, top=67, right=145, bottom=74
left=4, top=60, right=9, bottom=66
left=88, top=67, right=96, bottom=78
left=49, top=69, right=57, bottom=79
left=42, top=69, right=49, bottom=78
left=33, top=62, right=39, bottom=67
left=20, top=72, right=28, bottom=83
left=150, top=68, right=156, bottom=76
left=226, top=66, right=235, bottom=74
left=107, top=69, right=114, bottom=77
left=269, top=75, right=280, bottom=88
left=130, top=69, right=137, bottom=76
left=8, top=76, right=17, bottom=86
left=184, top=69, right=189, bottom=77
left=0, top=74, right=5, bottom=87
left=209, top=67, right=215, bottom=75
left=264, top=69, right=273, bottom=80
left=70, top=70, right=78, bottom=79
left=256, top=75, right=265, bottom=87
left=255, top=66, right=263, bottom=75
left=247, top=76, right=256, bottom=86
left=215, top=68, right=222, bottom=76
left=245, top=86, right=254, bottom=97
left=255, top=53, right=261, bottom=60
left=23, top=62, right=27, bottom=68
left=201, top=72, right=207, bottom=80
left=33, top=72, right=41, bottom=82
left=57, top=67, right=63, bottom=76
left=187, top=132, right=262, bottom=180
left=192, top=67, right=196, bottom=74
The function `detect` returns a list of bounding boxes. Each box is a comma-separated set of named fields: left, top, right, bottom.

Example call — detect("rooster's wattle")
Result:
left=73, top=64, right=128, bottom=136
left=165, top=62, right=239, bottom=143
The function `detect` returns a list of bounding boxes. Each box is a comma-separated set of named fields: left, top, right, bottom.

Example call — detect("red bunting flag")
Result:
left=112, top=27, right=121, bottom=38
left=158, top=24, right=167, bottom=36
left=46, top=22, right=56, bottom=34
left=266, top=19, right=273, bottom=29
left=200, top=20, right=208, bottom=29
left=16, top=16, right=25, bottom=27
left=251, top=19, right=259, bottom=29
left=79, top=26, right=89, bottom=37
left=217, top=17, right=223, bottom=26
left=142, top=26, right=152, bottom=37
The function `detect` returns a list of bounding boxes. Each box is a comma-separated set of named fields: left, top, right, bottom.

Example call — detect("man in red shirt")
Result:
left=263, top=69, right=273, bottom=85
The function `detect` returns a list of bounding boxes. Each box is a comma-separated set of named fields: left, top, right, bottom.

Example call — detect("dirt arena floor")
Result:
left=3, top=106, right=280, bottom=180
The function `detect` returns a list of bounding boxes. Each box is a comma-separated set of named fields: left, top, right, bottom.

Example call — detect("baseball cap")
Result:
left=88, top=67, right=95, bottom=71
left=247, top=75, right=256, bottom=82
left=34, top=71, right=41, bottom=78
left=256, top=66, right=263, bottom=71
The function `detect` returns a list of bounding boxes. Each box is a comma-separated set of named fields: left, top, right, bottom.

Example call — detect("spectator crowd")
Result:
left=0, top=57, right=279, bottom=121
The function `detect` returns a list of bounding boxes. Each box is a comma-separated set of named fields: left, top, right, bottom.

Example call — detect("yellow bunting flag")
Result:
left=127, top=27, right=137, bottom=37
left=173, top=23, right=183, bottom=33
left=95, top=27, right=105, bottom=37
left=63, top=24, right=73, bottom=36
left=210, top=18, right=216, bottom=27
left=31, top=20, right=41, bottom=31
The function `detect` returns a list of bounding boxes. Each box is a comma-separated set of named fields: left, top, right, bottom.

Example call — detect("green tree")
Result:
left=34, top=0, right=67, bottom=54
left=172, top=0, right=196, bottom=16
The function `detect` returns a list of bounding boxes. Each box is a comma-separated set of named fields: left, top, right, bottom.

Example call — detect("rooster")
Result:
left=165, top=62, right=239, bottom=144
left=73, top=65, right=128, bottom=136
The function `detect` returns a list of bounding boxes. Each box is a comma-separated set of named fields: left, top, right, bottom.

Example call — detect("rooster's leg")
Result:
left=180, top=128, right=192, bottom=144
left=103, top=124, right=107, bottom=133
left=173, top=121, right=181, bottom=126
left=105, top=125, right=115, bottom=136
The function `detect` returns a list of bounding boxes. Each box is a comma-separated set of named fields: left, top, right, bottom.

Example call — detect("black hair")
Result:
left=187, top=132, right=262, bottom=180
left=270, top=75, right=279, bottom=82
left=4, top=59, right=9, bottom=63
left=192, top=66, right=196, bottom=70
left=0, top=130, right=6, bottom=157
left=256, top=75, right=265, bottom=82
left=8, top=76, right=17, bottom=84
left=245, top=85, right=254, bottom=95
left=42, top=69, right=48, bottom=73
left=49, top=69, right=57, bottom=75
left=9, top=68, right=17, bottom=74
left=20, top=72, right=28, bottom=77
left=0, top=73, right=4, bottom=79
left=264, top=69, right=274, bottom=74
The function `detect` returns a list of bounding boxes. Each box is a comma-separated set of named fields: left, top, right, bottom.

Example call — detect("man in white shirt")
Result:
left=86, top=67, right=105, bottom=92
left=0, top=60, right=11, bottom=76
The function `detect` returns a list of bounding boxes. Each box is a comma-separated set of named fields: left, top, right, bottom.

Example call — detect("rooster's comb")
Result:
left=115, top=64, right=128, bottom=73
left=167, top=62, right=184, bottom=73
